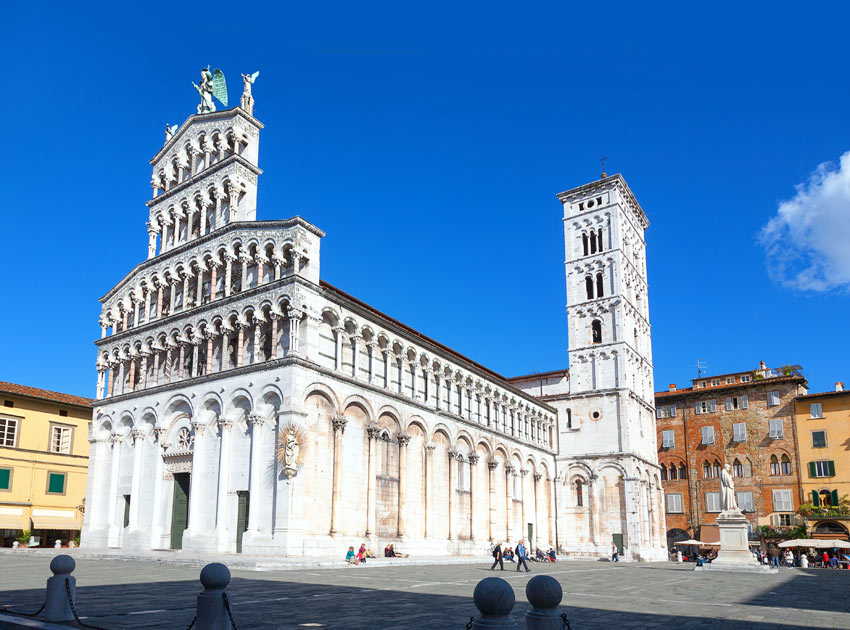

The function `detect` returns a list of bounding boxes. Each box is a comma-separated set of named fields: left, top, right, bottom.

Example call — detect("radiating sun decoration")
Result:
left=276, top=422, right=307, bottom=479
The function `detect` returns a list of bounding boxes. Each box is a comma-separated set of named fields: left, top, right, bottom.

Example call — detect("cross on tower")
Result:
left=600, top=156, right=608, bottom=178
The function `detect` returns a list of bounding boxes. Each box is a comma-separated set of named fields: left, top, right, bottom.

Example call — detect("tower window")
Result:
left=582, top=233, right=589, bottom=257
left=566, top=408, right=572, bottom=429
left=575, top=480, right=584, bottom=506
left=596, top=272, right=604, bottom=298
left=585, top=276, right=594, bottom=300
left=589, top=233, right=597, bottom=254
left=591, top=320, right=602, bottom=344
left=597, top=228, right=603, bottom=251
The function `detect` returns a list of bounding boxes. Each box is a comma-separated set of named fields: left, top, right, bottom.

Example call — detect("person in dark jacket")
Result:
left=490, top=542, right=504, bottom=571
left=516, top=540, right=531, bottom=573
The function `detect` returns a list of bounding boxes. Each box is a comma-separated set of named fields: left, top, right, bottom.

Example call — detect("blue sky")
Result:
left=2, top=1, right=849, bottom=398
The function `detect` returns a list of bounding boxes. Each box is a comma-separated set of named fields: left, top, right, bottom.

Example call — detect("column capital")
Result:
left=424, top=442, right=436, bottom=451
left=131, top=428, right=146, bottom=443
left=331, top=416, right=348, bottom=433
left=504, top=464, right=516, bottom=475
left=468, top=454, right=480, bottom=466
left=366, top=424, right=381, bottom=440
left=218, top=419, right=234, bottom=431
left=153, top=427, right=168, bottom=443
left=109, top=433, right=124, bottom=445
left=487, top=458, right=499, bottom=471
left=247, top=413, right=265, bottom=427
left=520, top=468, right=529, bottom=477
left=191, top=420, right=208, bottom=435
left=397, top=433, right=411, bottom=447
left=533, top=473, right=543, bottom=482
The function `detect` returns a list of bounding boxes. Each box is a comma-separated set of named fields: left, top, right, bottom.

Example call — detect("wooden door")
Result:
left=612, top=533, right=624, bottom=555
left=236, top=491, right=249, bottom=553
left=170, top=473, right=190, bottom=550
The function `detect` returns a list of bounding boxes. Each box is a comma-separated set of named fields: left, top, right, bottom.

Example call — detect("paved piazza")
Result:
left=1, top=556, right=849, bottom=629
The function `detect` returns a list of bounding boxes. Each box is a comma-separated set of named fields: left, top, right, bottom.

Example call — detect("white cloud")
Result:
left=760, top=151, right=850, bottom=292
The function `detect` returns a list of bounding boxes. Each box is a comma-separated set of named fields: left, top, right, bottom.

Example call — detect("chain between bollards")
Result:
left=465, top=615, right=475, bottom=630
left=185, top=615, right=197, bottom=630
left=65, top=577, right=107, bottom=630
left=560, top=613, right=572, bottom=630
left=222, top=592, right=238, bottom=630
left=1, top=600, right=46, bottom=618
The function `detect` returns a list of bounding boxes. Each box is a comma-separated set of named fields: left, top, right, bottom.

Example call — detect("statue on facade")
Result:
left=165, top=124, right=178, bottom=142
left=276, top=422, right=306, bottom=480
left=193, top=67, right=228, bottom=114
left=240, top=71, right=259, bottom=116
left=719, top=464, right=739, bottom=511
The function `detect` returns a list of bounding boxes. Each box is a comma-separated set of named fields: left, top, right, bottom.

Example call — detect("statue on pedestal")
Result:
left=241, top=71, right=260, bottom=116
left=719, top=464, right=739, bottom=512
left=276, top=422, right=306, bottom=480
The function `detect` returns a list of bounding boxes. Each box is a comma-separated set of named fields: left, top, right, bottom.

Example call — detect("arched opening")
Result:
left=703, top=460, right=712, bottom=479
left=814, top=521, right=848, bottom=540
left=667, top=528, right=690, bottom=550
left=575, top=479, right=584, bottom=507
left=669, top=464, right=678, bottom=480
left=733, top=458, right=743, bottom=477
left=589, top=232, right=597, bottom=254
left=582, top=233, right=589, bottom=256
left=679, top=463, right=687, bottom=479
left=585, top=276, right=594, bottom=300
left=597, top=228, right=603, bottom=252
left=591, top=319, right=602, bottom=344
left=660, top=464, right=667, bottom=481
left=596, top=272, right=604, bottom=298
left=770, top=455, right=780, bottom=475
left=713, top=460, right=721, bottom=478
left=781, top=455, right=792, bottom=475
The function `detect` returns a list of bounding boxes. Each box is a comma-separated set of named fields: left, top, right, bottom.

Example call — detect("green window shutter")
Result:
left=812, top=490, right=820, bottom=506
left=0, top=468, right=9, bottom=490
left=809, top=462, right=817, bottom=478
left=47, top=473, right=65, bottom=494
left=828, top=460, right=836, bottom=477
left=832, top=490, right=840, bottom=506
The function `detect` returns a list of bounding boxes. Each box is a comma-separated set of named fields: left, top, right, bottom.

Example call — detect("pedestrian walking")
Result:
left=611, top=541, right=619, bottom=562
left=516, top=540, right=531, bottom=572
left=490, top=542, right=504, bottom=571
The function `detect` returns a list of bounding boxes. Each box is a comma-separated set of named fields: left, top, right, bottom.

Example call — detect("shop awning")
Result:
left=0, top=515, right=27, bottom=529
left=30, top=516, right=81, bottom=530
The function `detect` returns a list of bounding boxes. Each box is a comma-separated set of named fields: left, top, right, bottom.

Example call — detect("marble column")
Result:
left=149, top=428, right=168, bottom=549
left=365, top=426, right=379, bottom=536
left=329, top=416, right=347, bottom=535
left=505, top=465, right=515, bottom=542
left=448, top=449, right=458, bottom=540
left=520, top=469, right=529, bottom=542
left=366, top=343, right=377, bottom=383
left=236, top=324, right=245, bottom=367
left=215, top=420, right=234, bottom=549
left=351, top=335, right=362, bottom=379
left=424, top=443, right=435, bottom=538
left=187, top=420, right=207, bottom=530
left=397, top=433, right=410, bottom=537
left=224, top=255, right=233, bottom=297
left=270, top=314, right=280, bottom=359
left=333, top=327, right=344, bottom=372
left=533, top=473, right=542, bottom=549
left=128, top=429, right=145, bottom=529
left=287, top=308, right=302, bottom=356
left=246, top=414, right=265, bottom=532
left=487, top=459, right=498, bottom=542
left=106, top=434, right=123, bottom=546
left=469, top=455, right=479, bottom=540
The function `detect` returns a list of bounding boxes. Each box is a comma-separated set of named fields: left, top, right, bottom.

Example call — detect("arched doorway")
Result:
left=666, top=528, right=689, bottom=550
left=814, top=521, right=849, bottom=540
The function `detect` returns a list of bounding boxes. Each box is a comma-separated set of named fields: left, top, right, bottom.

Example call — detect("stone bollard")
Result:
left=525, top=575, right=563, bottom=630
left=471, top=577, right=517, bottom=629
left=54, top=540, right=62, bottom=549
left=196, top=562, right=232, bottom=630
left=12, top=541, right=19, bottom=548
left=44, top=555, right=76, bottom=623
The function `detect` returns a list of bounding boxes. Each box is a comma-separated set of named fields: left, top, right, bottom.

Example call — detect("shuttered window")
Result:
left=47, top=472, right=66, bottom=495
left=705, top=492, right=721, bottom=512
left=809, top=461, right=836, bottom=478
left=725, top=395, right=749, bottom=411
left=701, top=426, right=715, bottom=445
left=812, top=430, right=827, bottom=448
left=661, top=430, right=675, bottom=448
left=666, top=493, right=683, bottom=513
left=767, top=391, right=780, bottom=407
left=736, top=491, right=754, bottom=512
left=0, top=467, right=10, bottom=490
left=733, top=423, right=747, bottom=442
left=810, top=403, right=823, bottom=418
left=695, top=400, right=716, bottom=415
left=656, top=404, right=677, bottom=418
left=768, top=419, right=784, bottom=439
left=772, top=489, right=793, bottom=512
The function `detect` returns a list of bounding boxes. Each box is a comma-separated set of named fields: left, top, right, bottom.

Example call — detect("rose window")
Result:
left=176, top=427, right=194, bottom=450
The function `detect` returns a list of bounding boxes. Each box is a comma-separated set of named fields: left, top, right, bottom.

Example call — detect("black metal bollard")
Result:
left=471, top=576, right=517, bottom=629
left=525, top=575, right=564, bottom=630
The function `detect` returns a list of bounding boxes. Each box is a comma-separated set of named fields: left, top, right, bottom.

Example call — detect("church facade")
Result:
left=81, top=89, right=666, bottom=560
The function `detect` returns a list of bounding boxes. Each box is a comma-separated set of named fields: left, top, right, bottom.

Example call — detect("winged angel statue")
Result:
left=192, top=67, right=228, bottom=114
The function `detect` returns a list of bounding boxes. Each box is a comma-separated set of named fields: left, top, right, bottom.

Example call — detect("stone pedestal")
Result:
left=695, top=509, right=777, bottom=574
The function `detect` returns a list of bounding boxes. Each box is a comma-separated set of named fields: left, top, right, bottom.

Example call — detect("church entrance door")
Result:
left=170, top=473, right=191, bottom=550
left=612, top=533, right=624, bottom=556
left=236, top=491, right=249, bottom=553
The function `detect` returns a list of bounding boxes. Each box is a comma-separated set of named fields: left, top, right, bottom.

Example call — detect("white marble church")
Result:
left=81, top=77, right=667, bottom=561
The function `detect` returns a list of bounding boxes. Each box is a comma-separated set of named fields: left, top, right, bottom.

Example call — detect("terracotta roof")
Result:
left=0, top=381, right=92, bottom=408
left=507, top=368, right=570, bottom=382
left=797, top=389, right=850, bottom=400
left=319, top=281, right=556, bottom=412
left=655, top=374, right=805, bottom=398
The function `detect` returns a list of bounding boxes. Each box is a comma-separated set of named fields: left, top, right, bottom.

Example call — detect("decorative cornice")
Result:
left=150, top=107, right=264, bottom=164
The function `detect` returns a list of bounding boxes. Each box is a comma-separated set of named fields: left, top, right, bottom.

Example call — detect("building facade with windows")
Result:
left=81, top=99, right=560, bottom=557
left=0, top=381, right=92, bottom=547
left=654, top=364, right=808, bottom=547
left=510, top=174, right=667, bottom=562
left=794, top=383, right=850, bottom=540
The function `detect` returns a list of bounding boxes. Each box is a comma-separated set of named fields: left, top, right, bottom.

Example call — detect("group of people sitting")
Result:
left=755, top=546, right=850, bottom=569
left=345, top=544, right=408, bottom=565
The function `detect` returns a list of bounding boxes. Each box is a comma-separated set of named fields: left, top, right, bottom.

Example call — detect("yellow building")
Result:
left=0, top=380, right=91, bottom=547
left=794, top=383, right=850, bottom=540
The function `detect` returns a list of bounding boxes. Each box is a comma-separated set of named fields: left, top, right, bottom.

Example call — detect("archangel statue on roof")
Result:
left=192, top=67, right=228, bottom=114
